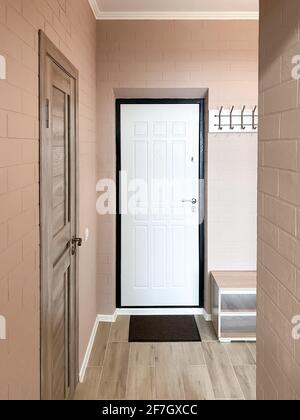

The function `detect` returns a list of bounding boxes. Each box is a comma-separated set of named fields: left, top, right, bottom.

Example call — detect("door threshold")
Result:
left=116, top=307, right=211, bottom=319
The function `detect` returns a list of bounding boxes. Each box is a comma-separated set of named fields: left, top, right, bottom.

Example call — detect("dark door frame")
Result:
left=39, top=31, right=79, bottom=400
left=116, top=98, right=205, bottom=309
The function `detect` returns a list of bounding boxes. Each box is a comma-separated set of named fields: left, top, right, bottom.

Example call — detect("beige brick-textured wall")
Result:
left=96, top=20, right=259, bottom=314
left=0, top=0, right=97, bottom=399
left=258, top=0, right=300, bottom=400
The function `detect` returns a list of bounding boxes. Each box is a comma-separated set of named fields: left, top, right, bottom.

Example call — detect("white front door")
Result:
left=121, top=104, right=200, bottom=307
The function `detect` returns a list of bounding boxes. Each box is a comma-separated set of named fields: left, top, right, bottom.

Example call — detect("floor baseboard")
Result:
left=97, top=313, right=118, bottom=323
left=79, top=317, right=99, bottom=383
left=96, top=308, right=212, bottom=319
left=203, top=309, right=212, bottom=321
left=116, top=308, right=205, bottom=316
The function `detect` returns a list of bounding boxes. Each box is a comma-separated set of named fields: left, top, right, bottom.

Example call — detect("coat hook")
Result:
left=252, top=105, right=257, bottom=130
left=218, top=106, right=223, bottom=130
left=230, top=106, right=234, bottom=130
left=241, top=105, right=246, bottom=130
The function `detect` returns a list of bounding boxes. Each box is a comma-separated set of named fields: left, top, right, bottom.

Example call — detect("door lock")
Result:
left=71, top=237, right=83, bottom=255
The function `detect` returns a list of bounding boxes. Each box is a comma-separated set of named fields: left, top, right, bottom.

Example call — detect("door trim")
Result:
left=39, top=31, right=79, bottom=400
left=116, top=98, right=205, bottom=309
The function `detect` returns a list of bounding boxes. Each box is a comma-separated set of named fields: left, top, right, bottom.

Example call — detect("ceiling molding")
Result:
left=88, top=4, right=259, bottom=21
left=98, top=11, right=259, bottom=20
left=88, top=0, right=102, bottom=18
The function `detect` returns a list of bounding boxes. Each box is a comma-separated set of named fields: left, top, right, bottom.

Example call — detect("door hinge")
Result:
left=45, top=98, right=50, bottom=128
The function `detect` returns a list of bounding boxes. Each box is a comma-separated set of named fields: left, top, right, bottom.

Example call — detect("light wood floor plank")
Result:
left=129, top=343, right=156, bottom=367
left=155, top=363, right=185, bottom=400
left=155, top=343, right=185, bottom=365
left=183, top=366, right=215, bottom=400
left=154, top=342, right=205, bottom=366
left=73, top=367, right=102, bottom=400
left=225, top=343, right=256, bottom=366
left=247, top=343, right=257, bottom=363
left=126, top=366, right=155, bottom=400
left=97, top=342, right=130, bottom=400
left=234, top=365, right=256, bottom=400
left=181, top=343, right=206, bottom=365
left=195, top=316, right=217, bottom=341
left=88, top=322, right=111, bottom=367
left=109, top=316, right=130, bottom=343
left=203, top=342, right=244, bottom=400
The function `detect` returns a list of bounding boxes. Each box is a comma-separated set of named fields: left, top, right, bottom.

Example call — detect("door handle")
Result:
left=181, top=198, right=197, bottom=205
left=200, top=179, right=205, bottom=225
left=71, top=237, right=82, bottom=255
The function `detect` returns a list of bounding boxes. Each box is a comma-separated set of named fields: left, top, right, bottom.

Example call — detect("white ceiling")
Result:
left=89, top=0, right=259, bottom=20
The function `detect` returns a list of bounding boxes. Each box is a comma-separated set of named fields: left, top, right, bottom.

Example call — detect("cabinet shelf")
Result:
left=220, top=311, right=256, bottom=316
left=221, top=293, right=256, bottom=313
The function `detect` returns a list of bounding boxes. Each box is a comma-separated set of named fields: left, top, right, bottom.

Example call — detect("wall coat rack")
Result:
left=209, top=106, right=258, bottom=133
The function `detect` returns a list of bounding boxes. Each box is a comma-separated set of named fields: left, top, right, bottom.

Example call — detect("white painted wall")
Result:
left=205, top=133, right=258, bottom=310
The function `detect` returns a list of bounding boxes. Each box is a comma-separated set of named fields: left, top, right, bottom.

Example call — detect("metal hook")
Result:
left=252, top=105, right=257, bottom=130
left=230, top=106, right=234, bottom=130
left=241, top=105, right=246, bottom=130
left=218, top=106, right=223, bottom=130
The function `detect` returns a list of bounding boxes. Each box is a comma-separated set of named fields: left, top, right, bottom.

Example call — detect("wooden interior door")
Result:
left=39, top=32, right=80, bottom=400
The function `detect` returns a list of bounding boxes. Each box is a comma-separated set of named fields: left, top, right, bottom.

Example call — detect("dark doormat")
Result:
left=129, top=315, right=201, bottom=342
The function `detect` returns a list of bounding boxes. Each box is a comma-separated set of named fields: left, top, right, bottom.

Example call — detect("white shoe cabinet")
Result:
left=211, top=271, right=257, bottom=343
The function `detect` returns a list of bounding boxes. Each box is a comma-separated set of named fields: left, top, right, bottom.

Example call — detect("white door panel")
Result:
left=121, top=104, right=199, bottom=307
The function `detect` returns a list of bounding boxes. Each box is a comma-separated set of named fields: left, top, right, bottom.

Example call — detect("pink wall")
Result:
left=258, top=0, right=300, bottom=400
left=96, top=20, right=259, bottom=314
left=0, top=0, right=97, bottom=399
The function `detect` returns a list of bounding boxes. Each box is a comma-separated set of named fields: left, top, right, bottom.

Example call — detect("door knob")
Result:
left=71, top=237, right=83, bottom=255
left=182, top=198, right=197, bottom=205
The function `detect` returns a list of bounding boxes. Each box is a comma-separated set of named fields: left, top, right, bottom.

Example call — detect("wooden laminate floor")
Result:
left=74, top=316, right=256, bottom=401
